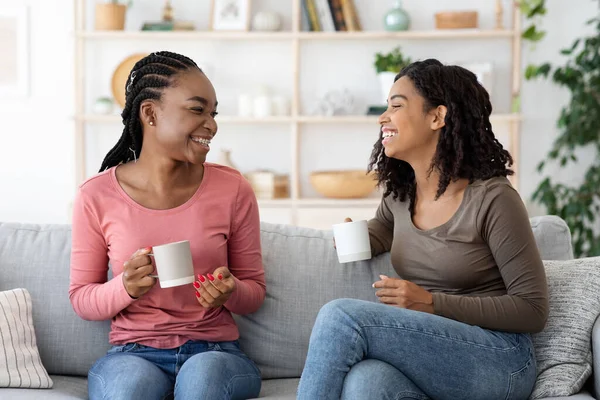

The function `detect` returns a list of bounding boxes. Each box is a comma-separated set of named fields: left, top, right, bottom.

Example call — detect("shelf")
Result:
left=76, top=29, right=514, bottom=41
left=299, top=114, right=522, bottom=123
left=256, top=198, right=380, bottom=207
left=77, top=113, right=521, bottom=124
left=297, top=29, right=515, bottom=40
left=76, top=115, right=294, bottom=124
left=76, top=31, right=295, bottom=40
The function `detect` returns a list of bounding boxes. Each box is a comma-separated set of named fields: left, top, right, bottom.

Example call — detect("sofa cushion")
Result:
left=0, top=288, right=53, bottom=388
left=530, top=257, right=600, bottom=399
left=529, top=216, right=573, bottom=260
left=252, top=378, right=299, bottom=400
left=0, top=375, right=87, bottom=399
left=235, top=222, right=396, bottom=379
left=0, top=223, right=111, bottom=377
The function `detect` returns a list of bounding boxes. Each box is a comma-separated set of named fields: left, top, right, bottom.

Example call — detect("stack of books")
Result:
left=302, top=0, right=362, bottom=32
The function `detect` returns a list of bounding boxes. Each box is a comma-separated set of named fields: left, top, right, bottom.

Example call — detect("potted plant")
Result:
left=95, top=0, right=132, bottom=31
left=521, top=0, right=600, bottom=257
left=374, top=46, right=412, bottom=104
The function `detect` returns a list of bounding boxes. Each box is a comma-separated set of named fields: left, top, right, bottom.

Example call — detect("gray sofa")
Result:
left=0, top=216, right=597, bottom=399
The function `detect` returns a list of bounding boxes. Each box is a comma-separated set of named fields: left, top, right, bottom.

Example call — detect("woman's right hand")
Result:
left=333, top=217, right=353, bottom=248
left=122, top=247, right=157, bottom=299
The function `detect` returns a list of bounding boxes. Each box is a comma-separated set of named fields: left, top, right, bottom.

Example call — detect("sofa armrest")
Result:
left=592, top=316, right=600, bottom=399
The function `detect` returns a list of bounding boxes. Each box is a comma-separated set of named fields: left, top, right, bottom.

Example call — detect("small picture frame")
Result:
left=0, top=6, right=29, bottom=97
left=210, top=0, right=252, bottom=31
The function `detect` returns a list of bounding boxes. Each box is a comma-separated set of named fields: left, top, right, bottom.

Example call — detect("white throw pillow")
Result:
left=0, top=288, right=53, bottom=388
left=530, top=256, right=600, bottom=399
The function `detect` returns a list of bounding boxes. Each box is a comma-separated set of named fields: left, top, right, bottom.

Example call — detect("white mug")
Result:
left=332, top=220, right=372, bottom=263
left=149, top=240, right=195, bottom=288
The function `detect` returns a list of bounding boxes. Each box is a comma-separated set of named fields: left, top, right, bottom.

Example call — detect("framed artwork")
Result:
left=210, top=0, right=251, bottom=31
left=0, top=6, right=29, bottom=97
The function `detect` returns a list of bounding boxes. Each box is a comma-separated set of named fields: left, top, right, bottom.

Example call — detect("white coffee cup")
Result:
left=149, top=240, right=195, bottom=288
left=332, top=220, right=372, bottom=263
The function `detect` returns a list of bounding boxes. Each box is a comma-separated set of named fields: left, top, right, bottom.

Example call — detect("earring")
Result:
left=149, top=121, right=154, bottom=126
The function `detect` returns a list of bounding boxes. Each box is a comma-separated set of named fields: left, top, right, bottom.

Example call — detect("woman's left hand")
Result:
left=194, top=267, right=236, bottom=309
left=373, top=275, right=434, bottom=313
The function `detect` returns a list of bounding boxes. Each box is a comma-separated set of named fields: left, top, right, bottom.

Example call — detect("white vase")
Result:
left=378, top=72, right=397, bottom=104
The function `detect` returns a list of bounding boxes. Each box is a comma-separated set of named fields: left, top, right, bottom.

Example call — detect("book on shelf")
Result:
left=302, top=0, right=361, bottom=32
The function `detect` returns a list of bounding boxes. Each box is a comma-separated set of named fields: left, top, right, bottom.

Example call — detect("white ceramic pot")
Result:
left=252, top=11, right=282, bottom=31
left=378, top=71, right=397, bottom=104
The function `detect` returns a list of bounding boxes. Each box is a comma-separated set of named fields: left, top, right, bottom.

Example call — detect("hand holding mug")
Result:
left=193, top=267, right=236, bottom=308
left=122, top=247, right=157, bottom=299
left=373, top=275, right=434, bottom=313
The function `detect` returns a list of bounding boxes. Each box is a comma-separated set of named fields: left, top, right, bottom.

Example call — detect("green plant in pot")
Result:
left=520, top=0, right=600, bottom=257
left=374, top=46, right=412, bottom=104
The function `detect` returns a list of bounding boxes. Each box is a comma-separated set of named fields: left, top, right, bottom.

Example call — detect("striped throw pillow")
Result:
left=0, top=288, right=53, bottom=388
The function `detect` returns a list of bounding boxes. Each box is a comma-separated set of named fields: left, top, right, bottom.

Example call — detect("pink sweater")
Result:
left=69, top=163, right=266, bottom=348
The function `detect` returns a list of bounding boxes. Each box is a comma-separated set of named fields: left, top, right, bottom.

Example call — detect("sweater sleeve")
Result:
left=368, top=195, right=395, bottom=256
left=68, top=188, right=135, bottom=321
left=432, top=183, right=549, bottom=333
left=223, top=176, right=266, bottom=315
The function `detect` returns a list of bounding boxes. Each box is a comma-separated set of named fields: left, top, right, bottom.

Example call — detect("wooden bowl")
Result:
left=435, top=11, right=478, bottom=29
left=310, top=170, right=378, bottom=199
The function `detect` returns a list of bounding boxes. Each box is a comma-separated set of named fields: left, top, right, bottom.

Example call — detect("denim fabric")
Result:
left=297, top=299, right=536, bottom=400
left=88, top=340, right=261, bottom=400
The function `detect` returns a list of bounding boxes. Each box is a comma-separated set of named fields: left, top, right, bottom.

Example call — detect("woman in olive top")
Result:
left=297, top=59, right=548, bottom=400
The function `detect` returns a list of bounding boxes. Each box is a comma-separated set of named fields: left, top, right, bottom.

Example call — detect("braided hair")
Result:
left=99, top=51, right=200, bottom=172
left=367, top=59, right=513, bottom=210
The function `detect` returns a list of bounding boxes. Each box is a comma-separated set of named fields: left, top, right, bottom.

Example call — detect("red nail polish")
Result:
left=193, top=281, right=200, bottom=289
left=218, top=274, right=223, bottom=280
left=199, top=275, right=206, bottom=283
left=207, top=273, right=215, bottom=282
left=195, top=291, right=200, bottom=298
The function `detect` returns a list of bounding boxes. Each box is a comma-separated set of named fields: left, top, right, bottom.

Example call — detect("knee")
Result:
left=88, top=354, right=170, bottom=400
left=314, top=298, right=363, bottom=328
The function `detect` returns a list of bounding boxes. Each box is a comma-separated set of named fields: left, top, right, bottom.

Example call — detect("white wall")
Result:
left=0, top=0, right=596, bottom=224
left=0, top=0, right=74, bottom=224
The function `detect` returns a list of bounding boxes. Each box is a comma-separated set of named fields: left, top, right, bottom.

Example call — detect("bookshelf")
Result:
left=73, top=0, right=522, bottom=229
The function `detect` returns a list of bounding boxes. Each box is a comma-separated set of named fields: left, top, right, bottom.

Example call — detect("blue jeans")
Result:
left=88, top=340, right=261, bottom=400
left=297, top=299, right=536, bottom=400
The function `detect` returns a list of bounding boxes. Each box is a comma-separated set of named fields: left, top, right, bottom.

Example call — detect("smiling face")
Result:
left=377, top=75, right=446, bottom=165
left=141, top=68, right=218, bottom=165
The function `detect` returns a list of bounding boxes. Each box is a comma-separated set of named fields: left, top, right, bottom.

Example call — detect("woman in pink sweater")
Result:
left=69, top=51, right=266, bottom=400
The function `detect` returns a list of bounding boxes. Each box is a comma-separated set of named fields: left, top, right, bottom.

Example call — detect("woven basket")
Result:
left=435, top=11, right=478, bottom=29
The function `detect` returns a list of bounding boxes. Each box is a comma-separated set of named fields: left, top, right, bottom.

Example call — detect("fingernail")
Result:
left=195, top=291, right=200, bottom=298
left=193, top=281, right=200, bottom=289
left=144, top=247, right=152, bottom=251
left=218, top=274, right=223, bottom=280
left=207, top=273, right=215, bottom=282
left=199, top=275, right=206, bottom=283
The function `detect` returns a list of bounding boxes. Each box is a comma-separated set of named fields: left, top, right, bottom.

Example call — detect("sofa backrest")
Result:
left=0, top=223, right=111, bottom=377
left=0, top=215, right=573, bottom=378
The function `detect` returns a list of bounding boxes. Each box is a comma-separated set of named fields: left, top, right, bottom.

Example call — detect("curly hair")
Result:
left=367, top=58, right=513, bottom=209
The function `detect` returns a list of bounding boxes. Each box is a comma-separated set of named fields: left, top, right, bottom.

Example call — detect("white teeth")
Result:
left=191, top=137, right=211, bottom=146
left=382, top=131, right=397, bottom=138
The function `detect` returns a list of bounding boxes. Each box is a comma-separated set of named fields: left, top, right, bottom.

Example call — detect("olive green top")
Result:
left=368, top=176, right=549, bottom=333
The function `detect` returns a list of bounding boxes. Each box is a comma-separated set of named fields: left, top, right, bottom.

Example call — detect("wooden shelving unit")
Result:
left=73, top=0, right=522, bottom=228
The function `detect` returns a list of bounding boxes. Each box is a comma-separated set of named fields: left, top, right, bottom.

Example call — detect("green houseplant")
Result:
left=374, top=47, right=412, bottom=104
left=520, top=0, right=600, bottom=257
